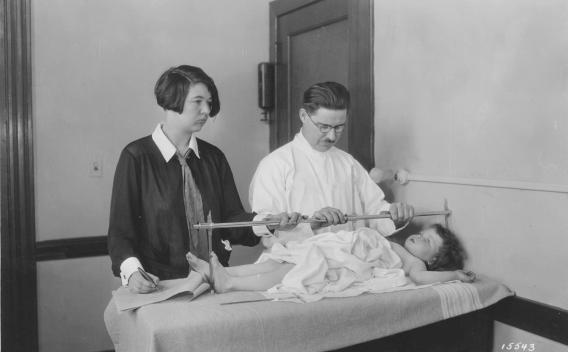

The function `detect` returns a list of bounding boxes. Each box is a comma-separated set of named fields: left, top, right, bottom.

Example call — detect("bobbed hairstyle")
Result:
left=154, top=65, right=220, bottom=117
left=427, top=223, right=467, bottom=271
left=302, top=81, right=350, bottom=114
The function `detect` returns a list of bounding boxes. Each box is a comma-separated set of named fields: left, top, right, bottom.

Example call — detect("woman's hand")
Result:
left=264, top=212, right=302, bottom=232
left=455, top=270, right=476, bottom=283
left=311, top=207, right=347, bottom=229
left=128, top=271, right=160, bottom=294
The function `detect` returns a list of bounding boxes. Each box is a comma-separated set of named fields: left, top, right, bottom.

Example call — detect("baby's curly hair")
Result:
left=427, top=224, right=467, bottom=271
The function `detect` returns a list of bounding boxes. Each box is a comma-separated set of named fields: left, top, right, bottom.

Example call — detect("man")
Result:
left=249, top=81, right=414, bottom=244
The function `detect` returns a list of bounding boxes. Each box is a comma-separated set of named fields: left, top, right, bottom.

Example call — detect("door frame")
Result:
left=269, top=0, right=375, bottom=169
left=1, top=4, right=109, bottom=351
left=1, top=0, right=38, bottom=351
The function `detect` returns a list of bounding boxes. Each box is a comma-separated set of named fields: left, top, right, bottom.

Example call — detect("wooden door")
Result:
left=269, top=0, right=374, bottom=169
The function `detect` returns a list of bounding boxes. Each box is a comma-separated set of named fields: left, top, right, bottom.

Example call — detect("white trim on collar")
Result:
left=294, top=130, right=335, bottom=156
left=151, top=124, right=201, bottom=162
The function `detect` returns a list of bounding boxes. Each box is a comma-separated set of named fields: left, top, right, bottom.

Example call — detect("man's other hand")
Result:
left=312, top=207, right=347, bottom=229
left=388, top=202, right=415, bottom=225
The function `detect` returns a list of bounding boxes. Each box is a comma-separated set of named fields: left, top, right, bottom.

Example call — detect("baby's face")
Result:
left=404, top=228, right=443, bottom=262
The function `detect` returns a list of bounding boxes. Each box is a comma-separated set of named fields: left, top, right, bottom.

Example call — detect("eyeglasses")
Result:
left=305, top=112, right=346, bottom=134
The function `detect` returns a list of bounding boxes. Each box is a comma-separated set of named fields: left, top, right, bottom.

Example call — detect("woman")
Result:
left=108, top=65, right=293, bottom=293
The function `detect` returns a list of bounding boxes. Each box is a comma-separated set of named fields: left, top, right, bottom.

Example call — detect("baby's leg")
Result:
left=225, top=259, right=284, bottom=276
left=210, top=253, right=293, bottom=293
left=186, top=252, right=211, bottom=281
left=187, top=251, right=285, bottom=278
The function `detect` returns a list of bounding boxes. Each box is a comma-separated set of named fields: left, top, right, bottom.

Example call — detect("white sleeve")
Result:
left=353, top=161, right=396, bottom=236
left=252, top=213, right=272, bottom=237
left=251, top=154, right=308, bottom=240
left=249, top=155, right=290, bottom=219
left=119, top=257, right=143, bottom=287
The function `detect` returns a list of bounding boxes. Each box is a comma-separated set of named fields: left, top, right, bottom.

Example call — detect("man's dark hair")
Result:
left=428, top=223, right=467, bottom=271
left=154, top=65, right=220, bottom=116
left=302, top=81, right=350, bottom=114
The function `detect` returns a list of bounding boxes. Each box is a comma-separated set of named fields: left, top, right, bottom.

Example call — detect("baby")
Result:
left=389, top=223, right=475, bottom=285
left=186, top=223, right=476, bottom=293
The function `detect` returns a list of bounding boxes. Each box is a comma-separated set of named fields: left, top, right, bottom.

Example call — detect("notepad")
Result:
left=113, top=271, right=210, bottom=311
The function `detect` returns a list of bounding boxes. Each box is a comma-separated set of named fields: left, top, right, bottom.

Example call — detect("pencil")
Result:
left=137, top=267, right=158, bottom=288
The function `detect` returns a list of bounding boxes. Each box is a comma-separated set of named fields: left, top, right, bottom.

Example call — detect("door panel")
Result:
left=290, top=19, right=349, bottom=150
left=270, top=0, right=373, bottom=168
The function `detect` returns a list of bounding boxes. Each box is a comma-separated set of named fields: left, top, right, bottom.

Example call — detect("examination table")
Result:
left=104, top=275, right=512, bottom=352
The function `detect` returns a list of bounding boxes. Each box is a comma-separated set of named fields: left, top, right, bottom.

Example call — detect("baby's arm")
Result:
left=407, top=265, right=470, bottom=285
left=390, top=242, right=475, bottom=284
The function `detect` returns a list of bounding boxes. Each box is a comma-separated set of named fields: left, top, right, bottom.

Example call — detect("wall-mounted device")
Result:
left=258, top=62, right=275, bottom=121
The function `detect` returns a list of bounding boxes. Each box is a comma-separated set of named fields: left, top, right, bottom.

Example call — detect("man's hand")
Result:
left=312, top=207, right=347, bottom=229
left=127, top=271, right=160, bottom=294
left=264, top=212, right=302, bottom=232
left=388, top=202, right=414, bottom=225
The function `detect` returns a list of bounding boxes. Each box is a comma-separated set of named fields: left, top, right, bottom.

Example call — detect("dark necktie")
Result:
left=176, top=150, right=208, bottom=261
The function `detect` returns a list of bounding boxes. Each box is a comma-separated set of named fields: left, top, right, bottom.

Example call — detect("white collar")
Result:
left=151, top=124, right=200, bottom=162
left=294, top=130, right=335, bottom=156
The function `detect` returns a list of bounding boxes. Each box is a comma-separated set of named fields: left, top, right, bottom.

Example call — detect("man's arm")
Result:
left=249, top=156, right=289, bottom=216
left=352, top=160, right=397, bottom=235
left=353, top=161, right=414, bottom=231
left=249, top=155, right=295, bottom=236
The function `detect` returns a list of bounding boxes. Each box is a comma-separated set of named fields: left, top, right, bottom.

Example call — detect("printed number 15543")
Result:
left=500, top=343, right=535, bottom=351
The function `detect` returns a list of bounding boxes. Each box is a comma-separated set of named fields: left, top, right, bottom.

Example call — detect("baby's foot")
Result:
left=210, top=252, right=233, bottom=293
left=186, top=252, right=210, bottom=282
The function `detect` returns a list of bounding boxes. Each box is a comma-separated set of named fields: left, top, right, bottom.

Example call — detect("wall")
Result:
left=32, top=1, right=270, bottom=351
left=373, top=0, right=567, bottom=351
left=0, top=187, right=1, bottom=347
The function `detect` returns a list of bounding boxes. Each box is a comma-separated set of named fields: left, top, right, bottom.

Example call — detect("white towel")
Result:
left=257, top=227, right=408, bottom=302
left=433, top=281, right=483, bottom=319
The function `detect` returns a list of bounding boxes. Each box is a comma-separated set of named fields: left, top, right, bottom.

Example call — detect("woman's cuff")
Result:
left=120, top=257, right=142, bottom=286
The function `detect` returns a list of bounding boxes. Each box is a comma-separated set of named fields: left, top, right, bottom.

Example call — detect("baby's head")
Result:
left=403, top=223, right=466, bottom=271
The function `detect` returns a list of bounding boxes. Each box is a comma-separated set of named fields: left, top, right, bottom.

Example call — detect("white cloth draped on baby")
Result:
left=256, top=227, right=408, bottom=301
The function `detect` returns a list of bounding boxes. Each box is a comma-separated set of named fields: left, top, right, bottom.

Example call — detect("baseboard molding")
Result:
left=494, top=296, right=568, bottom=346
left=36, top=236, right=108, bottom=261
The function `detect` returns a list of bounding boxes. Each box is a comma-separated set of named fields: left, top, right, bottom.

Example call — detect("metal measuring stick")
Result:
left=192, top=210, right=452, bottom=230
left=205, top=211, right=215, bottom=294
